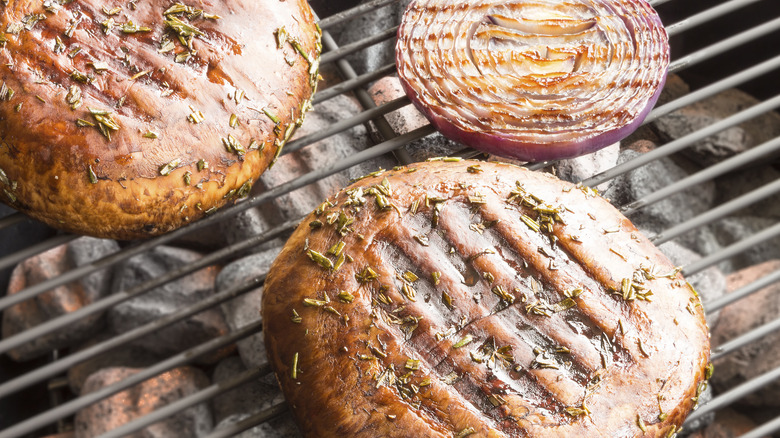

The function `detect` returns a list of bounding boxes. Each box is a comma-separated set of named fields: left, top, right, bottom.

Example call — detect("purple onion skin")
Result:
left=396, top=0, right=670, bottom=162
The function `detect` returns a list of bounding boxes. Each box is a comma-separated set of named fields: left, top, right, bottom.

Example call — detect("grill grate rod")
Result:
left=282, top=96, right=410, bottom=157
left=313, top=63, right=395, bottom=104
left=683, top=222, right=780, bottom=276
left=0, top=318, right=264, bottom=438
left=0, top=218, right=296, bottom=369
left=96, top=363, right=272, bottom=438
left=686, top=365, right=780, bottom=424
left=204, top=402, right=288, bottom=438
left=0, top=212, right=24, bottom=231
left=622, top=134, right=780, bottom=217
left=649, top=179, right=780, bottom=246
left=707, top=269, right=780, bottom=313
left=665, top=0, right=764, bottom=37
left=321, top=29, right=415, bottom=164
left=320, top=25, right=398, bottom=65
left=318, top=0, right=401, bottom=30
left=584, top=93, right=780, bottom=188
left=712, top=317, right=780, bottom=362
left=739, top=415, right=780, bottom=438
left=645, top=53, right=780, bottom=125
left=0, top=234, right=77, bottom=272
left=0, top=270, right=267, bottom=398
left=669, top=15, right=780, bottom=74
left=0, top=284, right=261, bottom=403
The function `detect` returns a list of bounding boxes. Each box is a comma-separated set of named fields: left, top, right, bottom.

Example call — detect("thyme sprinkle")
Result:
left=0, top=82, right=13, bottom=101
left=22, top=13, right=46, bottom=31
left=262, top=107, right=280, bottom=125
left=306, top=249, right=333, bottom=270
left=275, top=26, right=287, bottom=49
left=291, top=352, right=299, bottom=380
left=101, top=17, right=115, bottom=33
left=303, top=297, right=327, bottom=307
left=637, top=414, right=647, bottom=433
left=456, top=427, right=476, bottom=438
left=158, top=158, right=182, bottom=176
left=356, top=266, right=378, bottom=283
left=565, top=405, right=591, bottom=417
left=453, top=334, right=473, bottom=349
left=121, top=21, right=151, bottom=33
left=165, top=15, right=204, bottom=37
left=187, top=106, right=205, bottom=124
left=70, top=69, right=92, bottom=84
left=88, top=107, right=120, bottom=139
left=65, top=85, right=82, bottom=110
left=337, top=291, right=354, bottom=303
left=87, top=165, right=98, bottom=184
left=402, top=271, right=418, bottom=283
left=90, top=61, right=109, bottom=71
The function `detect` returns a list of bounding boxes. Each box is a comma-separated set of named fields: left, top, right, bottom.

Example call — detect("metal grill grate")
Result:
left=1, top=0, right=780, bottom=436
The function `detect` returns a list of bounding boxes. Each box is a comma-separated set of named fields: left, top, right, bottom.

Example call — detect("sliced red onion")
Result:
left=396, top=0, right=669, bottom=162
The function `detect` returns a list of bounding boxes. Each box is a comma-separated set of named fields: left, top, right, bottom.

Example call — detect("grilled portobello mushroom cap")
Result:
left=0, top=0, right=320, bottom=239
left=263, top=160, right=711, bottom=438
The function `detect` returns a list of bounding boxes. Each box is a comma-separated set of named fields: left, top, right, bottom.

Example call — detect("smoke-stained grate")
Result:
left=1, top=0, right=779, bottom=436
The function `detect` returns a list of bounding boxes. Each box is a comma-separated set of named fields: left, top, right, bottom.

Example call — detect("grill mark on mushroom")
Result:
left=370, top=196, right=639, bottom=434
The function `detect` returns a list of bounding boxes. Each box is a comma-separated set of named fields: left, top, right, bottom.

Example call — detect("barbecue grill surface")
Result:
left=1, top=0, right=780, bottom=437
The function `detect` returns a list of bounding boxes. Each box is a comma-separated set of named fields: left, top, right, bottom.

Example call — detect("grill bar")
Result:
left=711, top=317, right=780, bottom=362
left=0, top=270, right=266, bottom=399
left=318, top=0, right=401, bottom=29
left=645, top=53, right=780, bottom=124
left=683, top=222, right=780, bottom=276
left=665, top=0, right=763, bottom=36
left=204, top=402, right=288, bottom=438
left=96, top=364, right=272, bottom=438
left=320, top=29, right=415, bottom=165
left=623, top=135, right=780, bottom=218
left=707, top=270, right=780, bottom=313
left=740, top=415, right=780, bottom=438
left=320, top=25, right=398, bottom=65
left=669, top=16, right=780, bottom=73
left=0, top=217, right=294, bottom=357
left=0, top=212, right=23, bottom=231
left=313, top=63, right=395, bottom=104
left=0, top=234, right=77, bottom=272
left=282, top=96, right=409, bottom=156
left=0, top=319, right=264, bottom=438
left=585, top=93, right=780, bottom=188
left=650, top=179, right=780, bottom=246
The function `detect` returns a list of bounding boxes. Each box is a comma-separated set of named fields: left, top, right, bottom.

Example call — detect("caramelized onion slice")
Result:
left=396, top=0, right=670, bottom=162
